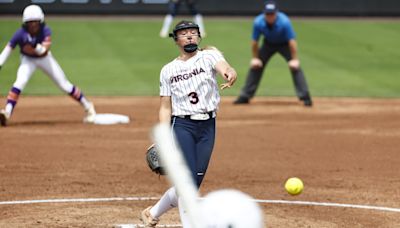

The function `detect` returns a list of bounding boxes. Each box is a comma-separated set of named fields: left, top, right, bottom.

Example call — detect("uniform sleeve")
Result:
left=43, top=26, right=52, bottom=38
left=284, top=18, right=296, bottom=40
left=159, top=66, right=171, bottom=97
left=206, top=49, right=225, bottom=68
left=9, top=29, right=23, bottom=49
left=251, top=17, right=261, bottom=41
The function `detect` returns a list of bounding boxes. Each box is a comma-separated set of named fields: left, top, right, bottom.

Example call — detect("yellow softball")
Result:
left=285, top=177, right=304, bottom=196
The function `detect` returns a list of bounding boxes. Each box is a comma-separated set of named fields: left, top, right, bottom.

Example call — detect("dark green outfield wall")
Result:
left=0, top=0, right=400, bottom=16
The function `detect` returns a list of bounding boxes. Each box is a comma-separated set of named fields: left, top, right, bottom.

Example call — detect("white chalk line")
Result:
left=255, top=199, right=400, bottom=213
left=0, top=196, right=399, bottom=214
left=0, top=196, right=160, bottom=205
left=118, top=225, right=182, bottom=228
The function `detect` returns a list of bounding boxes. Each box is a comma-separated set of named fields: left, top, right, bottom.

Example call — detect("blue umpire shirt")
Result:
left=252, top=12, right=295, bottom=44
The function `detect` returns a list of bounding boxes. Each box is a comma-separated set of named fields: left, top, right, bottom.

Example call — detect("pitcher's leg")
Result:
left=173, top=119, right=198, bottom=184
left=140, top=187, right=177, bottom=227
left=149, top=187, right=178, bottom=218
left=195, top=118, right=215, bottom=187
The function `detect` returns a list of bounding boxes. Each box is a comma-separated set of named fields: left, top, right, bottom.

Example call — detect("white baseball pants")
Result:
left=14, top=52, right=74, bottom=93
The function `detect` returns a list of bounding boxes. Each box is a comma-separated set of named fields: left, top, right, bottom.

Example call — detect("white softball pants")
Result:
left=14, top=52, right=74, bottom=93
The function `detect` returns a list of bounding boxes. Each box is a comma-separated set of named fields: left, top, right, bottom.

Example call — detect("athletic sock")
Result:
left=80, top=96, right=92, bottom=111
left=69, top=86, right=91, bottom=110
left=69, top=86, right=83, bottom=101
left=150, top=187, right=178, bottom=218
left=4, top=87, right=21, bottom=116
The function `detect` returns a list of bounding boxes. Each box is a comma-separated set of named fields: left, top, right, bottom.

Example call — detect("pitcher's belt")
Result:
left=174, top=111, right=216, bottom=121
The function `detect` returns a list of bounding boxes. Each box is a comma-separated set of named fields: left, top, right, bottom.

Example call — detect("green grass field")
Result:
left=0, top=17, right=399, bottom=97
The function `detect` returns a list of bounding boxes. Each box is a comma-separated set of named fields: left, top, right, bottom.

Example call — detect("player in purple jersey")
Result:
left=140, top=20, right=237, bottom=227
left=160, top=0, right=206, bottom=38
left=0, top=5, right=96, bottom=126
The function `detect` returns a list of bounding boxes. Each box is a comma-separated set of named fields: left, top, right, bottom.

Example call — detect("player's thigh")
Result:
left=172, top=118, right=198, bottom=172
left=14, top=56, right=37, bottom=90
left=277, top=45, right=292, bottom=61
left=37, top=53, right=73, bottom=93
left=195, top=119, right=216, bottom=172
left=259, top=46, right=276, bottom=64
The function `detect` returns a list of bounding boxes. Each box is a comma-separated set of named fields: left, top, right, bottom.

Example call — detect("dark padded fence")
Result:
left=0, top=0, right=399, bottom=16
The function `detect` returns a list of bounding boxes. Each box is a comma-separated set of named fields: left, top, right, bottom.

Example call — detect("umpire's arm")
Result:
left=288, top=39, right=298, bottom=60
left=288, top=39, right=301, bottom=70
left=251, top=40, right=260, bottom=59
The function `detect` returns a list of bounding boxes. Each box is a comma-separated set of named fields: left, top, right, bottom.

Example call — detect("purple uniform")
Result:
left=0, top=4, right=96, bottom=126
left=9, top=26, right=51, bottom=58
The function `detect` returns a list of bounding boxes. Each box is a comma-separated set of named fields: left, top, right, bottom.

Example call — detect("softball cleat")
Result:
left=0, top=109, right=10, bottom=126
left=83, top=102, right=96, bottom=123
left=140, top=206, right=159, bottom=227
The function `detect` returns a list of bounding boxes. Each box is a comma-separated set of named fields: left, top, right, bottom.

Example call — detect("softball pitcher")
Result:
left=140, top=20, right=237, bottom=227
left=0, top=5, right=96, bottom=126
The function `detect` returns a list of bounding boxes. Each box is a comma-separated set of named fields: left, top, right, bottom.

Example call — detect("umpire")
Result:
left=234, top=0, right=312, bottom=106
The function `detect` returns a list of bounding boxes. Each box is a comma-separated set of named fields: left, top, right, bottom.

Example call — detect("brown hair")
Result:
left=200, top=46, right=223, bottom=54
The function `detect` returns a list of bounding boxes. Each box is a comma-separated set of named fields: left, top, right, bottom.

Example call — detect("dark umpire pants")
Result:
left=239, top=40, right=311, bottom=101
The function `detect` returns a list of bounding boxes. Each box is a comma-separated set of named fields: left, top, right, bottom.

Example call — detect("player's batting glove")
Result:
left=146, top=144, right=166, bottom=175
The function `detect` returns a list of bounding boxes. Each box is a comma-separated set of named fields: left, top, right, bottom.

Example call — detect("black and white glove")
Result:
left=146, top=144, right=166, bottom=175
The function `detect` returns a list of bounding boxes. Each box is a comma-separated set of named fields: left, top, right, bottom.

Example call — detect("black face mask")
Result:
left=183, top=43, right=198, bottom=53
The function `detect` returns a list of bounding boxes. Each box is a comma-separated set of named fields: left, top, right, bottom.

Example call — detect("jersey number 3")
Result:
left=188, top=92, right=199, bottom=104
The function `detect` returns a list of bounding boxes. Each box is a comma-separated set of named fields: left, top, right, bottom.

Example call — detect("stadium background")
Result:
left=0, top=1, right=400, bottom=227
left=1, top=0, right=400, bottom=16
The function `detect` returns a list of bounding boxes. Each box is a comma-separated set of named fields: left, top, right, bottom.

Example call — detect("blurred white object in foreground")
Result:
left=200, top=189, right=264, bottom=228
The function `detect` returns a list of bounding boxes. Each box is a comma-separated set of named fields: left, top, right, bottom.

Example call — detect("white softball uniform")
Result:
left=15, top=52, right=74, bottom=93
left=160, top=49, right=225, bottom=116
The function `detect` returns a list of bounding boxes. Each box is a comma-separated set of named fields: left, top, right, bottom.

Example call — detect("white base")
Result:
left=92, top=113, right=130, bottom=125
left=117, top=224, right=182, bottom=228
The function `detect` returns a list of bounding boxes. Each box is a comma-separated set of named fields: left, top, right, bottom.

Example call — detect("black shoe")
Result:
left=303, top=99, right=313, bottom=107
left=0, top=110, right=8, bottom=126
left=233, top=96, right=249, bottom=104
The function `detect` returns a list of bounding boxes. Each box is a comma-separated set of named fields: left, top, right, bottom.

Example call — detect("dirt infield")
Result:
left=1, top=96, right=400, bottom=227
